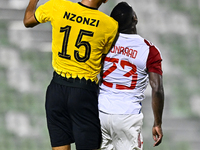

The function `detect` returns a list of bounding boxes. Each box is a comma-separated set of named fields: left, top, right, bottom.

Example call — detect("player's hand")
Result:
left=152, top=125, right=163, bottom=147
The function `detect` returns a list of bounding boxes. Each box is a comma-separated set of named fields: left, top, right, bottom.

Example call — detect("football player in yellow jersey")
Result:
left=23, top=0, right=118, bottom=150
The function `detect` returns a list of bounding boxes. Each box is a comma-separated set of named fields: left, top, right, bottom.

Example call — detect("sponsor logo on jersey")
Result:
left=63, top=11, right=100, bottom=27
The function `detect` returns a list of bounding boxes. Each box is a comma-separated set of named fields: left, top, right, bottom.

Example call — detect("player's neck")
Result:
left=80, top=0, right=102, bottom=9
left=120, top=27, right=137, bottom=34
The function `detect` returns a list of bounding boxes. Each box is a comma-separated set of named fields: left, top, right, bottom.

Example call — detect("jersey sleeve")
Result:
left=35, top=0, right=54, bottom=23
left=146, top=45, right=163, bottom=75
left=103, top=20, right=118, bottom=55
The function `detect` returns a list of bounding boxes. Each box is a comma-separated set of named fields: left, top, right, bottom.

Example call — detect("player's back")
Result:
left=99, top=33, right=152, bottom=114
left=35, top=0, right=118, bottom=82
left=101, top=33, right=150, bottom=93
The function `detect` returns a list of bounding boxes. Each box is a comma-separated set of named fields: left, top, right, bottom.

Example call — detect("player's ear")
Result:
left=133, top=14, right=138, bottom=25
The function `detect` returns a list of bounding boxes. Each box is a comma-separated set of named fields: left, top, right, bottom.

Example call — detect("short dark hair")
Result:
left=110, top=2, right=135, bottom=32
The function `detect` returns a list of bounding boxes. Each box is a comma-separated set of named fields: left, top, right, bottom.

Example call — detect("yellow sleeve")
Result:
left=35, top=0, right=54, bottom=23
left=103, top=21, right=118, bottom=54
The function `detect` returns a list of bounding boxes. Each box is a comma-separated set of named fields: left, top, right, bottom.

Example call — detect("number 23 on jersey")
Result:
left=103, top=57, right=138, bottom=90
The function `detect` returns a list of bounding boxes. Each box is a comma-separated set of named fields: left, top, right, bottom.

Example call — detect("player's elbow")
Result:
left=24, top=23, right=30, bottom=28
left=23, top=17, right=39, bottom=28
left=153, top=86, right=164, bottom=102
left=23, top=20, right=34, bottom=28
left=154, top=85, right=164, bottom=95
left=23, top=18, right=30, bottom=28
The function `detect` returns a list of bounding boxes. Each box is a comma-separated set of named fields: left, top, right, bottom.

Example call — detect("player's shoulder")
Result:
left=138, top=36, right=157, bottom=48
left=144, top=38, right=154, bottom=47
left=62, top=0, right=74, bottom=4
left=98, top=11, right=118, bottom=27
left=143, top=38, right=162, bottom=57
left=131, top=35, right=161, bottom=53
left=51, top=0, right=74, bottom=6
left=120, top=34, right=145, bottom=45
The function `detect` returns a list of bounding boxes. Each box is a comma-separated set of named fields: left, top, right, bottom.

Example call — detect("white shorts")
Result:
left=99, top=111, right=144, bottom=150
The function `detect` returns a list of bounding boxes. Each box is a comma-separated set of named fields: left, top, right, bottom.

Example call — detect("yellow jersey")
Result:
left=35, top=0, right=118, bottom=83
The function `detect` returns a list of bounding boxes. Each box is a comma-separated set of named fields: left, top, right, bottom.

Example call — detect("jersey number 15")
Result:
left=58, top=25, right=94, bottom=62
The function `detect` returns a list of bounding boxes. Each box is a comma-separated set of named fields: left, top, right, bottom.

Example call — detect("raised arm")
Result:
left=23, top=0, right=40, bottom=28
left=149, top=72, right=164, bottom=147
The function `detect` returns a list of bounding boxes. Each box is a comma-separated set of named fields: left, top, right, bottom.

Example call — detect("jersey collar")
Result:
left=119, top=33, right=141, bottom=38
left=78, top=2, right=98, bottom=10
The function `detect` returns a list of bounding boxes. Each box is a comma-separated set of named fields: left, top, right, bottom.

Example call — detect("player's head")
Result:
left=110, top=2, right=138, bottom=33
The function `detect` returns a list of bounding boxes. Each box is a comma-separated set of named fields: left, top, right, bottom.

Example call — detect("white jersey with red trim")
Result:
left=98, top=33, right=162, bottom=114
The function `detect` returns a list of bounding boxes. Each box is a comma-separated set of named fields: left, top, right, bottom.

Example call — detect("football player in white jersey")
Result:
left=98, top=2, right=164, bottom=150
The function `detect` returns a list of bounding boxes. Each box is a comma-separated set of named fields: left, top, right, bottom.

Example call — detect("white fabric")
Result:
left=99, top=111, right=144, bottom=150
left=99, top=34, right=151, bottom=114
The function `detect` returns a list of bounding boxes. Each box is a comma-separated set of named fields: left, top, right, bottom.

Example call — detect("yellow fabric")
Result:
left=35, top=0, right=118, bottom=83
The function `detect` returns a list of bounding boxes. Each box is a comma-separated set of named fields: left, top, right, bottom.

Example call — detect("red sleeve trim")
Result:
left=145, top=39, right=163, bottom=75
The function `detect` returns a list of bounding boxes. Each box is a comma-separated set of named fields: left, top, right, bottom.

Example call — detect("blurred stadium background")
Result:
left=0, top=0, right=200, bottom=149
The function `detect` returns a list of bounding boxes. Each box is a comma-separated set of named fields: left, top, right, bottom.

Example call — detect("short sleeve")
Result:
left=146, top=44, right=163, bottom=75
left=35, top=0, right=53, bottom=23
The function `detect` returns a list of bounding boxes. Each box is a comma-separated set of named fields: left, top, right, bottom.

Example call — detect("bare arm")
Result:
left=23, top=0, right=40, bottom=28
left=149, top=72, right=164, bottom=147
